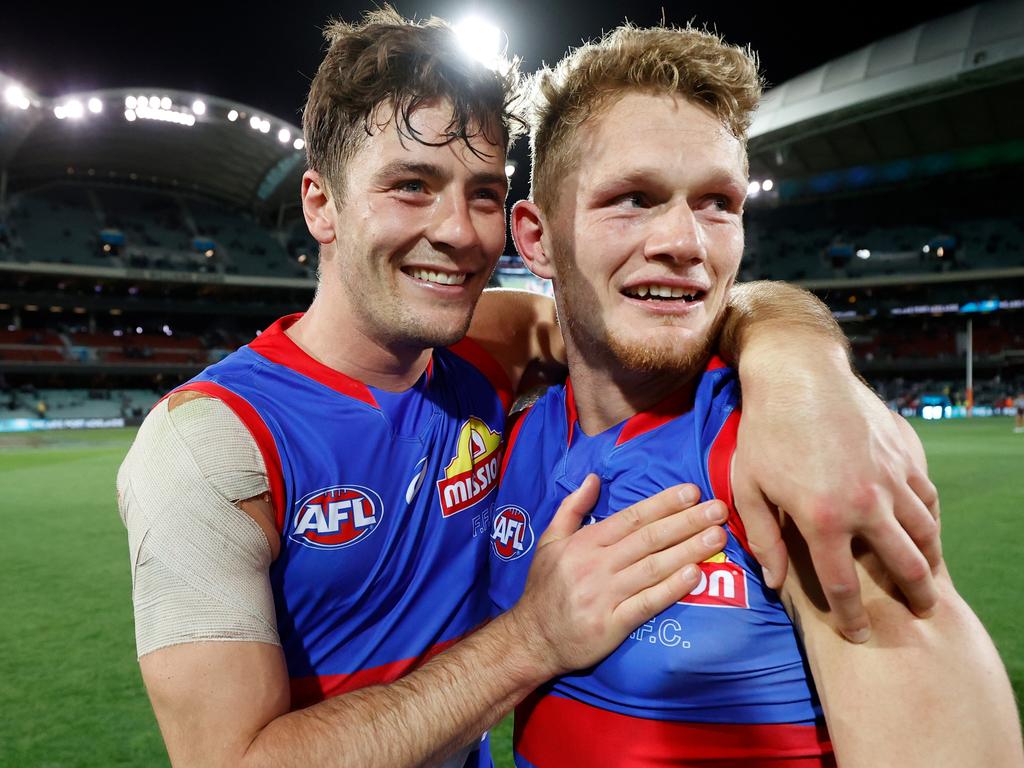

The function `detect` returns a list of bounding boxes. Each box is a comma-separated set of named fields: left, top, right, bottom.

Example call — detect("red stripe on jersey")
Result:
left=449, top=337, right=514, bottom=413
left=708, top=407, right=751, bottom=555
left=248, top=314, right=379, bottom=409
left=616, top=382, right=696, bottom=446
left=175, top=381, right=287, bottom=532
left=515, top=693, right=834, bottom=766
left=500, top=405, right=533, bottom=483
left=289, top=635, right=463, bottom=709
left=564, top=378, right=578, bottom=446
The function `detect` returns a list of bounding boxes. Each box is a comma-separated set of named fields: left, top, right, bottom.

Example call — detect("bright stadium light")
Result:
left=88, top=97, right=103, bottom=114
left=278, top=128, right=291, bottom=143
left=922, top=244, right=931, bottom=254
left=4, top=84, right=31, bottom=110
left=747, top=180, right=761, bottom=196
left=454, top=16, right=503, bottom=69
left=249, top=115, right=260, bottom=129
left=856, top=249, right=871, bottom=260
left=259, top=119, right=270, bottom=134
left=762, top=178, right=774, bottom=192
left=192, top=99, right=206, bottom=115
left=124, top=109, right=137, bottom=121
left=148, top=96, right=161, bottom=109
left=54, top=105, right=67, bottom=119
left=64, top=99, right=85, bottom=119
left=505, top=162, right=516, bottom=177
left=125, top=95, right=137, bottom=110
left=293, top=137, right=305, bottom=150
left=160, top=96, right=172, bottom=110
left=228, top=109, right=239, bottom=121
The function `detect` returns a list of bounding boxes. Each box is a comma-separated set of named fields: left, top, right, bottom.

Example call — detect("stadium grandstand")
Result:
left=1, top=1, right=1022, bottom=431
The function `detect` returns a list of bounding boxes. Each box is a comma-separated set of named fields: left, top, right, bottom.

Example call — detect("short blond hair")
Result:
left=529, top=24, right=762, bottom=214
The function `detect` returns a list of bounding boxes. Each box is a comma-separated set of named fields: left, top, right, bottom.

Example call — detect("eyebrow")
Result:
left=375, top=160, right=508, bottom=190
left=591, top=165, right=747, bottom=196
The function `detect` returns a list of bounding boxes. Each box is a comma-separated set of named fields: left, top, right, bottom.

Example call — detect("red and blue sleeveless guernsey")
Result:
left=489, top=359, right=834, bottom=767
left=177, top=314, right=512, bottom=768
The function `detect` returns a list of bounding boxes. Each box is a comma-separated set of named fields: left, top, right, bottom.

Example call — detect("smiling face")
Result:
left=317, top=100, right=509, bottom=352
left=540, top=91, right=746, bottom=375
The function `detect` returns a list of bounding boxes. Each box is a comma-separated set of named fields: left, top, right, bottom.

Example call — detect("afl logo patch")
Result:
left=491, top=505, right=534, bottom=561
left=290, top=485, right=383, bottom=550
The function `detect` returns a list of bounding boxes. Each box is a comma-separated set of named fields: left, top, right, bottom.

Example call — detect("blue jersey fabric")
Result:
left=490, top=360, right=831, bottom=766
left=178, top=314, right=504, bottom=767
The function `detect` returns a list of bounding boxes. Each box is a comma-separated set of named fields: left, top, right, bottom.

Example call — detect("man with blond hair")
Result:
left=493, top=23, right=1023, bottom=767
left=120, top=9, right=955, bottom=768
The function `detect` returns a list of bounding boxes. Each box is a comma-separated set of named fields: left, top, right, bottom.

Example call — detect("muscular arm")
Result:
left=466, top=288, right=564, bottom=390
left=779, top=416, right=1023, bottom=767
left=721, top=280, right=942, bottom=641
left=124, top=395, right=726, bottom=768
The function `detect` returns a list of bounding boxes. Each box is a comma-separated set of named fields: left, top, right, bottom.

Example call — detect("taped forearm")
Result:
left=117, top=397, right=279, bottom=657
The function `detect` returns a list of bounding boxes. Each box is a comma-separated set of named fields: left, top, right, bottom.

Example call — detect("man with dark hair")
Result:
left=119, top=9, right=948, bottom=768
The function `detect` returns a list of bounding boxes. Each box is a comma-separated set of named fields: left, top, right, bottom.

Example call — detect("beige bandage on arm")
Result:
left=117, top=396, right=280, bottom=658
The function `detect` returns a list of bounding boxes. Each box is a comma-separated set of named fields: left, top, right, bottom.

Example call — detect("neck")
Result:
left=566, top=346, right=693, bottom=436
left=288, top=290, right=431, bottom=392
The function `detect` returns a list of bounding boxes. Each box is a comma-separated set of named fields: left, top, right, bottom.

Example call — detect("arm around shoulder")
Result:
left=780, top=419, right=1022, bottom=767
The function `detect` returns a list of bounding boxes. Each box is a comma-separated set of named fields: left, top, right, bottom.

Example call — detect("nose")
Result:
left=427, top=192, right=482, bottom=253
left=643, top=202, right=706, bottom=265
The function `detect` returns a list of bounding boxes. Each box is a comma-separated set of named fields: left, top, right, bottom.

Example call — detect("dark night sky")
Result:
left=1, top=1, right=982, bottom=120
left=0, top=1, right=983, bottom=203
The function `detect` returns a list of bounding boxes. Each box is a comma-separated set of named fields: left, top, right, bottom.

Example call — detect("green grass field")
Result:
left=1, top=419, right=1021, bottom=766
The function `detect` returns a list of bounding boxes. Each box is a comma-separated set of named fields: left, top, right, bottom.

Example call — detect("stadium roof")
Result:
left=748, top=0, right=1024, bottom=183
left=0, top=78, right=306, bottom=212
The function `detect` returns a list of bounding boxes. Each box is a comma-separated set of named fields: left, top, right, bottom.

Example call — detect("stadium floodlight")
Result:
left=4, top=84, right=31, bottom=110
left=88, top=97, right=102, bottom=114
left=278, top=128, right=291, bottom=143
left=54, top=105, right=67, bottom=119
left=747, top=180, right=761, bottom=196
left=505, top=162, right=516, bottom=177
left=259, top=119, right=270, bottom=134
left=64, top=99, right=85, bottom=119
left=124, top=109, right=137, bottom=121
left=856, top=249, right=871, bottom=259
left=454, top=16, right=503, bottom=69
left=762, top=178, right=774, bottom=192
left=228, top=109, right=239, bottom=122
left=160, top=96, right=172, bottom=110
left=293, top=137, right=305, bottom=150
left=922, top=244, right=931, bottom=254
left=192, top=99, right=206, bottom=115
left=125, top=95, right=137, bottom=109
left=936, top=246, right=945, bottom=257
left=148, top=96, right=161, bottom=109
left=249, top=115, right=260, bottom=129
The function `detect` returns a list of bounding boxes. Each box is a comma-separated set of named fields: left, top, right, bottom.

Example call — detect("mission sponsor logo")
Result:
left=678, top=552, right=749, bottom=608
left=290, top=485, right=383, bottom=550
left=491, top=505, right=534, bottom=560
left=437, top=417, right=502, bottom=517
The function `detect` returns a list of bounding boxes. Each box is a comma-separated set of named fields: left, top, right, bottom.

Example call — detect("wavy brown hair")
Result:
left=302, top=6, right=526, bottom=197
left=529, top=24, right=763, bottom=214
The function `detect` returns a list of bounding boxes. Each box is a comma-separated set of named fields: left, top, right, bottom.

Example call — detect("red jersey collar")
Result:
left=248, top=314, right=380, bottom=408
left=564, top=355, right=727, bottom=447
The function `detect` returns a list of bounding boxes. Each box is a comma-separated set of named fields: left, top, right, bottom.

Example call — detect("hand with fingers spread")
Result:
left=732, top=345, right=942, bottom=644
left=506, top=476, right=728, bottom=678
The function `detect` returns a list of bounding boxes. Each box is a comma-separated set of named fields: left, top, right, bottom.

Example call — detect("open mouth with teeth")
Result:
left=403, top=267, right=468, bottom=286
left=622, top=285, right=706, bottom=302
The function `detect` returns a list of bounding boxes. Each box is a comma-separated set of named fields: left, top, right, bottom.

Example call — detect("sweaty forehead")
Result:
left=368, top=99, right=506, bottom=162
left=575, top=92, right=745, bottom=180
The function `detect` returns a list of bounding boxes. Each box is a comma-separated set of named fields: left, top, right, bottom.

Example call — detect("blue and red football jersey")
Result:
left=176, top=314, right=511, bottom=767
left=490, top=359, right=834, bottom=767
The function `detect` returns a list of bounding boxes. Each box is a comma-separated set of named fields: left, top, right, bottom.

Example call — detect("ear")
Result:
left=301, top=170, right=336, bottom=245
left=510, top=200, right=556, bottom=280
